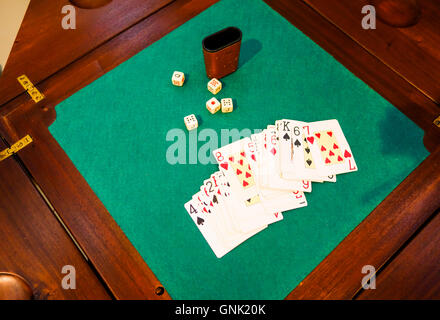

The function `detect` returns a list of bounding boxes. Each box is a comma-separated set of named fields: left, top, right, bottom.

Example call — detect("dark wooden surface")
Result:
left=0, top=273, right=34, bottom=300
left=286, top=148, right=440, bottom=299
left=0, top=0, right=173, bottom=106
left=0, top=0, right=439, bottom=299
left=303, top=0, right=440, bottom=104
left=265, top=0, right=440, bottom=147
left=0, top=139, right=110, bottom=299
left=1, top=0, right=220, bottom=300
left=266, top=0, right=440, bottom=299
left=371, top=0, right=422, bottom=28
left=356, top=209, right=440, bottom=300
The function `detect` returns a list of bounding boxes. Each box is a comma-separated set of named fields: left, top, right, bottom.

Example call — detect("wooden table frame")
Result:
left=0, top=0, right=439, bottom=299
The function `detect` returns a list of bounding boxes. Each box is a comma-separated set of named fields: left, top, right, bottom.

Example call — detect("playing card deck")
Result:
left=184, top=119, right=357, bottom=258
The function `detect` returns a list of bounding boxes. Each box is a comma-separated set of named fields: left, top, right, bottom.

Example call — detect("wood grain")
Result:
left=0, top=139, right=110, bottom=300
left=0, top=273, right=33, bottom=300
left=303, top=0, right=440, bottom=104
left=264, top=0, right=440, bottom=152
left=1, top=96, right=171, bottom=299
left=262, top=0, right=440, bottom=299
left=371, top=0, right=421, bottom=28
left=0, top=0, right=219, bottom=300
left=286, top=149, right=440, bottom=299
left=0, top=0, right=173, bottom=106
left=69, top=0, right=113, bottom=9
left=356, top=209, right=440, bottom=299
left=0, top=0, right=439, bottom=299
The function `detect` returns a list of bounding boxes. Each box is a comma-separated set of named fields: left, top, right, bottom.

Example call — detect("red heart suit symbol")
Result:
left=344, top=150, right=352, bottom=158
left=307, top=137, right=314, bottom=144
left=220, top=163, right=228, bottom=170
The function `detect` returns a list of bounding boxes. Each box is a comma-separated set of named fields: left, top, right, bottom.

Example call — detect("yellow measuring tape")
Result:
left=17, top=75, right=45, bottom=103
left=434, top=115, right=440, bottom=128
left=0, top=135, right=33, bottom=162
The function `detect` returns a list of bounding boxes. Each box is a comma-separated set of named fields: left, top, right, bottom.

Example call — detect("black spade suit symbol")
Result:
left=197, top=217, right=205, bottom=225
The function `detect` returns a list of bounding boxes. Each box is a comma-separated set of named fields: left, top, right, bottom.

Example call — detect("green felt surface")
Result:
left=49, top=0, right=428, bottom=299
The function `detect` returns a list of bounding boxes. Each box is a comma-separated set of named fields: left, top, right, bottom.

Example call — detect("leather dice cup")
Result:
left=202, top=26, right=242, bottom=79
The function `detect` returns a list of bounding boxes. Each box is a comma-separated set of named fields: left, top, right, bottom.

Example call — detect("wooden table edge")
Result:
left=0, top=0, right=439, bottom=300
left=0, top=0, right=176, bottom=107
left=0, top=0, right=221, bottom=300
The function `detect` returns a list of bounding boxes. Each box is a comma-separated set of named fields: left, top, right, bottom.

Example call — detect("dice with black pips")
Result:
left=221, top=98, right=233, bottom=113
left=184, top=114, right=198, bottom=130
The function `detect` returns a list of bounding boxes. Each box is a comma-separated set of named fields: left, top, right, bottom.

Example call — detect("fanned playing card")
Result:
left=185, top=198, right=228, bottom=258
left=213, top=138, right=275, bottom=232
left=260, top=126, right=312, bottom=192
left=245, top=134, right=308, bottom=213
left=185, top=197, right=263, bottom=258
left=304, top=119, right=357, bottom=175
left=278, top=120, right=340, bottom=182
left=185, top=118, right=357, bottom=258
left=214, top=170, right=282, bottom=227
left=199, top=178, right=238, bottom=238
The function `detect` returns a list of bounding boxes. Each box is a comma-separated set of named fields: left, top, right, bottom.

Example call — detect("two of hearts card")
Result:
left=184, top=119, right=357, bottom=258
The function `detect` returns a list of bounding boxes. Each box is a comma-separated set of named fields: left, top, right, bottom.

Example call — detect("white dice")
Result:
left=221, top=98, right=233, bottom=113
left=172, top=71, right=185, bottom=86
left=206, top=97, right=221, bottom=114
left=184, top=114, right=198, bottom=130
left=207, top=78, right=222, bottom=95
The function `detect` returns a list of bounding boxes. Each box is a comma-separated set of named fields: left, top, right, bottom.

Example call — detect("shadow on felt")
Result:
left=239, top=39, right=262, bottom=68
left=358, top=107, right=428, bottom=204
left=379, top=108, right=427, bottom=158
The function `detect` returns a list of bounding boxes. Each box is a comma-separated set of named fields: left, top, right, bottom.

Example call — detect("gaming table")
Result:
left=0, top=0, right=439, bottom=300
